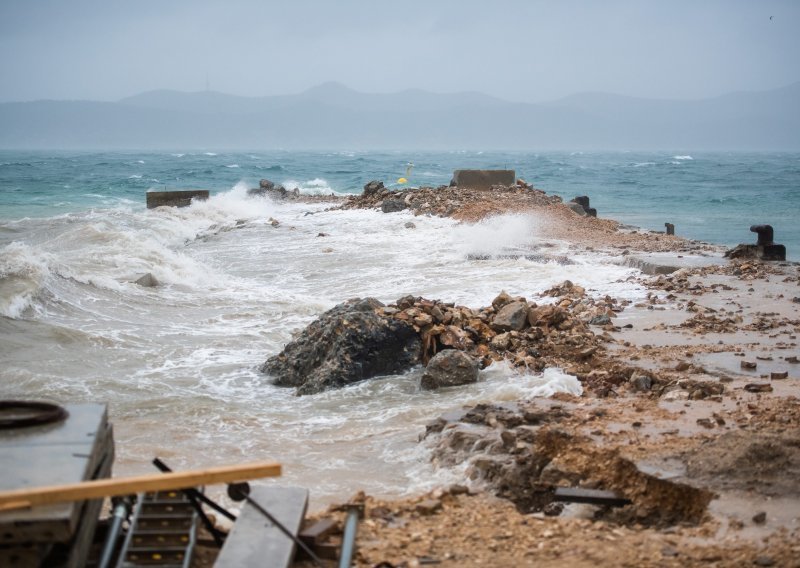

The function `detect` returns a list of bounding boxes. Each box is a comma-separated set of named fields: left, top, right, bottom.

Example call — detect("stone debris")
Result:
left=420, top=350, right=479, bottom=390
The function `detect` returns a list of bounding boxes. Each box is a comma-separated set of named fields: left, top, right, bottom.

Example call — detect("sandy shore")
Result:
left=202, top=185, right=800, bottom=566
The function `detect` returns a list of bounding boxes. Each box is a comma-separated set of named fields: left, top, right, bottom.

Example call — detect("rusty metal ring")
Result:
left=0, top=400, right=68, bottom=429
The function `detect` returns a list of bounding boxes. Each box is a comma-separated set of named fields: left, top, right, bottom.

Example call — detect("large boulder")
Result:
left=381, top=197, right=407, bottom=213
left=420, top=350, right=479, bottom=390
left=363, top=180, right=385, bottom=197
left=248, top=179, right=288, bottom=197
left=492, top=301, right=529, bottom=332
left=261, top=298, right=421, bottom=395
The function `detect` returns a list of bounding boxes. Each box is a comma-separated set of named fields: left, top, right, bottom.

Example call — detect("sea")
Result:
left=1, top=150, right=798, bottom=508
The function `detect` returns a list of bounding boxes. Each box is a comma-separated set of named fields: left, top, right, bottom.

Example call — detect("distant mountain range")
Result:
left=1, top=81, right=798, bottom=150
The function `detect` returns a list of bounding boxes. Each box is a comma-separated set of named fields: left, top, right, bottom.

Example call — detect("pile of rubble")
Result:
left=262, top=282, right=634, bottom=395
left=337, top=180, right=564, bottom=221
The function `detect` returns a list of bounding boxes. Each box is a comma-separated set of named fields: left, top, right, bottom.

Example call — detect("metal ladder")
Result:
left=116, top=490, right=198, bottom=567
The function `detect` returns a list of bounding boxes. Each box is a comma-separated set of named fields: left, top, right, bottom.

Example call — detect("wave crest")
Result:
left=0, top=242, right=53, bottom=318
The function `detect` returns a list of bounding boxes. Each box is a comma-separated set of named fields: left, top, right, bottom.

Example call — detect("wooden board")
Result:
left=0, top=461, right=281, bottom=512
left=214, top=486, right=309, bottom=568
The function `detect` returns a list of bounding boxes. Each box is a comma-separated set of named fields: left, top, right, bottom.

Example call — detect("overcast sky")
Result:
left=1, top=0, right=797, bottom=103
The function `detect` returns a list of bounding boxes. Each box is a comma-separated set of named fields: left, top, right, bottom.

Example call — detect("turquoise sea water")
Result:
left=1, top=150, right=798, bottom=258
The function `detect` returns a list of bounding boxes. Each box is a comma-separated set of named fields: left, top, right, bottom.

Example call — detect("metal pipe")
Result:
left=239, top=491, right=323, bottom=567
left=338, top=505, right=362, bottom=568
left=98, top=500, right=129, bottom=568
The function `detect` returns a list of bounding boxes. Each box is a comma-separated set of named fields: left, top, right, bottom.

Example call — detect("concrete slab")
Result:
left=624, top=252, right=726, bottom=275
left=146, top=190, right=209, bottom=209
left=0, top=404, right=112, bottom=542
left=214, top=486, right=309, bottom=568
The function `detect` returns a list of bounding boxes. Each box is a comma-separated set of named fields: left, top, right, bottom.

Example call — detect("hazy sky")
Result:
left=1, top=0, right=797, bottom=103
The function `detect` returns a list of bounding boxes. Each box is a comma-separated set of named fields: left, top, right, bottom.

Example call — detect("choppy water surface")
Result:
left=1, top=150, right=797, bottom=506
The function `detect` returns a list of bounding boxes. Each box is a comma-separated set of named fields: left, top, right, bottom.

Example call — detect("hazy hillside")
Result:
left=1, top=82, right=798, bottom=150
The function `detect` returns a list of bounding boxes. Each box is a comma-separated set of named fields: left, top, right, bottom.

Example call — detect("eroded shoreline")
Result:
left=257, top=183, right=800, bottom=567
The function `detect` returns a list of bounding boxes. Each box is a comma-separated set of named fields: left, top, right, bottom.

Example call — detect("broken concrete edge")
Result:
left=145, top=190, right=210, bottom=209
left=623, top=254, right=727, bottom=276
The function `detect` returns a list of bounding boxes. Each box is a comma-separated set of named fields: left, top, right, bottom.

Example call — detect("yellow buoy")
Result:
left=397, top=177, right=407, bottom=184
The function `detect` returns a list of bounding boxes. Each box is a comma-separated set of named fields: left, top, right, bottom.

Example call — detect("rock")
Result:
left=542, top=502, right=564, bottom=516
left=415, top=499, right=442, bottom=515
left=770, top=371, right=788, bottom=380
left=752, top=511, right=767, bottom=524
left=528, top=305, right=568, bottom=329
left=724, top=244, right=759, bottom=259
left=490, top=332, right=512, bottom=351
left=662, top=389, right=690, bottom=401
left=363, top=180, right=384, bottom=197
left=261, top=298, right=421, bottom=395
left=740, top=360, right=757, bottom=370
left=382, top=197, right=407, bottom=213
left=630, top=374, right=652, bottom=392
left=491, top=291, right=515, bottom=310
left=420, top=350, right=479, bottom=390
left=248, top=182, right=288, bottom=198
left=589, top=314, right=611, bottom=326
left=492, top=301, right=529, bottom=332
left=133, top=272, right=159, bottom=287
left=754, top=556, right=775, bottom=567
left=404, top=222, right=416, bottom=229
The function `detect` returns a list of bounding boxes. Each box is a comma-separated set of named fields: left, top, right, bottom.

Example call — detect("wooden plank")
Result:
left=0, top=461, right=281, bottom=512
left=300, top=517, right=337, bottom=545
left=214, top=486, right=308, bottom=568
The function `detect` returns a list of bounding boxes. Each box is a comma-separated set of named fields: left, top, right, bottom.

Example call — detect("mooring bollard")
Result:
left=750, top=225, right=786, bottom=260
left=665, top=223, right=675, bottom=236
left=750, top=224, right=774, bottom=246
left=726, top=224, right=786, bottom=261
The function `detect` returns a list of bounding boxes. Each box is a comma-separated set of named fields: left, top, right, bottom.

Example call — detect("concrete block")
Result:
left=146, top=190, right=209, bottom=209
left=451, top=170, right=515, bottom=190
left=214, top=486, right=308, bottom=568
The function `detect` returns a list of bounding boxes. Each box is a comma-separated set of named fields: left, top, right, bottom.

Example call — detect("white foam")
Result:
left=281, top=177, right=342, bottom=196
left=203, top=152, right=217, bottom=156
left=453, top=213, right=540, bottom=258
left=673, top=155, right=693, bottom=160
left=225, top=164, right=239, bottom=168
left=0, top=242, right=52, bottom=318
